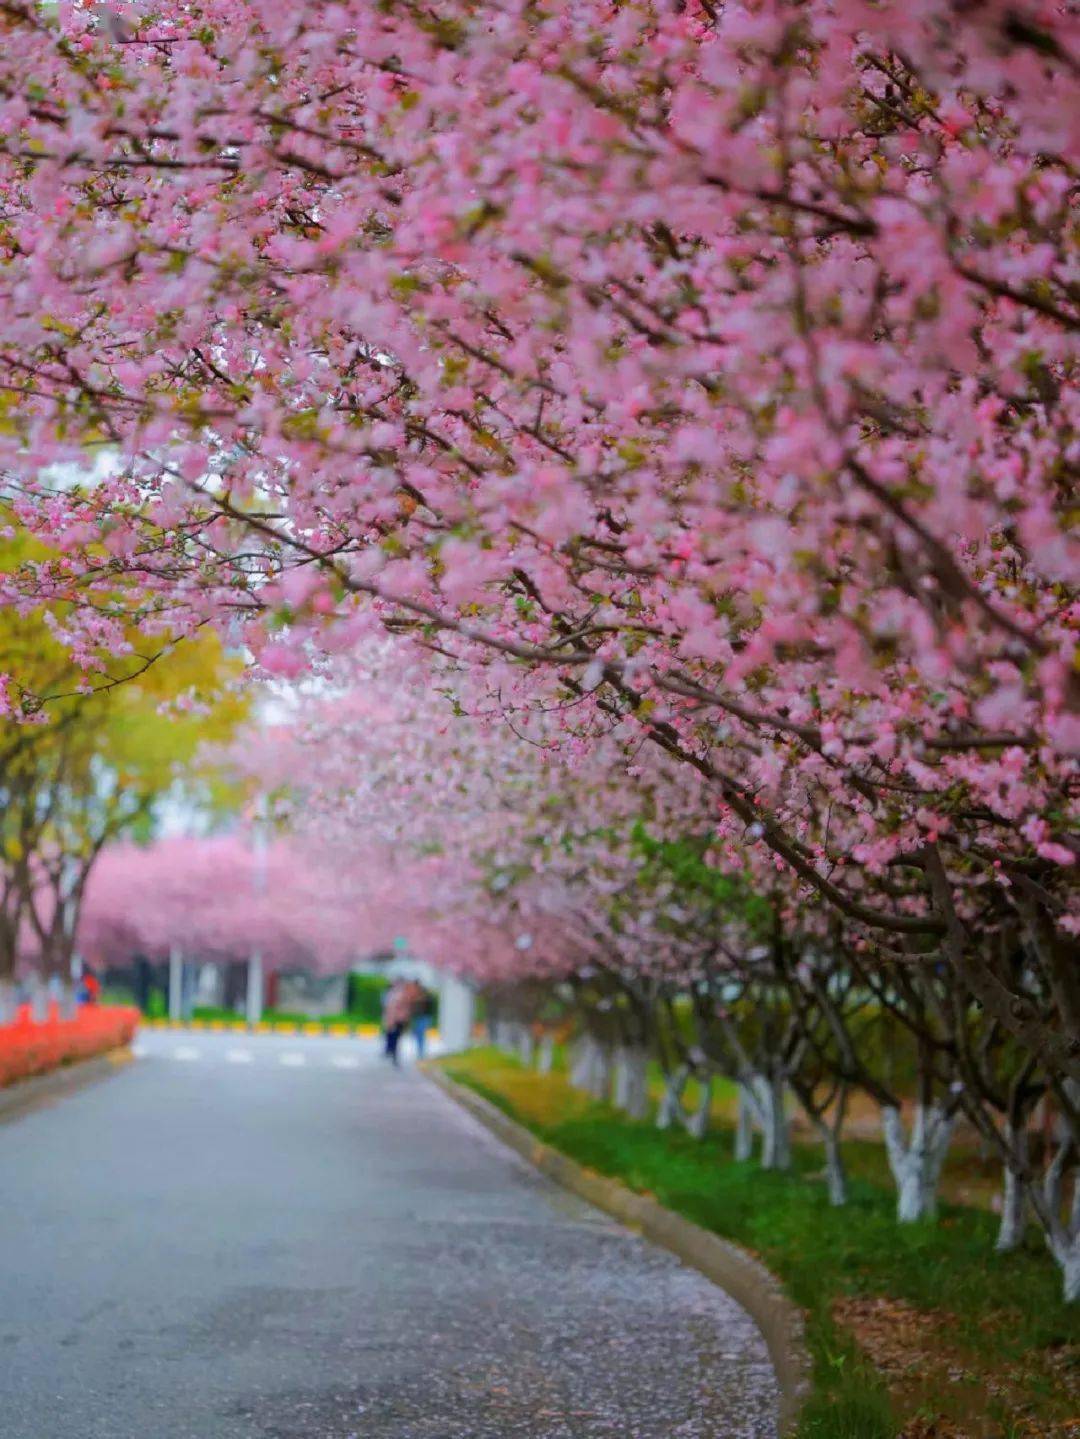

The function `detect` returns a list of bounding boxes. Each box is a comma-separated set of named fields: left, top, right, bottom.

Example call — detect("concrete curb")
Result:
left=0, top=1046, right=134, bottom=1125
left=425, top=1066, right=812, bottom=1433
left=141, top=1020, right=436, bottom=1040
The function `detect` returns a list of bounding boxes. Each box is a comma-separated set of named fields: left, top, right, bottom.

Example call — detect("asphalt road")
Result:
left=0, top=1029, right=778, bottom=1438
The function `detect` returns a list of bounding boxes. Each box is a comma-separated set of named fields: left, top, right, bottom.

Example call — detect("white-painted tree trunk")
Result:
left=537, top=1034, right=555, bottom=1075
left=586, top=1041, right=613, bottom=1102
left=569, top=1036, right=594, bottom=1091
left=995, top=1123, right=1029, bottom=1254
left=822, top=1130, right=848, bottom=1207
left=882, top=1104, right=957, bottom=1222
left=685, top=1076, right=713, bottom=1139
left=612, top=1046, right=649, bottom=1120
left=516, top=1025, right=536, bottom=1067
left=1060, top=1242, right=1080, bottom=1304
left=755, top=1075, right=792, bottom=1171
left=734, top=1082, right=757, bottom=1160
left=28, top=972, right=48, bottom=1022
left=56, top=979, right=77, bottom=1020
left=656, top=1064, right=689, bottom=1130
left=0, top=979, right=14, bottom=1025
left=1033, top=1131, right=1080, bottom=1301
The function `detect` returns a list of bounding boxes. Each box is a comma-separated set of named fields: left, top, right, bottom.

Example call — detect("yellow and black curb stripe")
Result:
left=141, top=1019, right=441, bottom=1041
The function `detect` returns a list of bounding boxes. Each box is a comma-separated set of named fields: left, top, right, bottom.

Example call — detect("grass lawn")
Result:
left=436, top=1047, right=1079, bottom=1439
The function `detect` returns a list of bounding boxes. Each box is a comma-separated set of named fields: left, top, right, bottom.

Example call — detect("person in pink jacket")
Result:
left=381, top=980, right=414, bottom=1066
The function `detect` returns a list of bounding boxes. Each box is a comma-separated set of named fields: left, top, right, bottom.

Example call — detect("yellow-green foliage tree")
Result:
left=0, top=525, right=248, bottom=1005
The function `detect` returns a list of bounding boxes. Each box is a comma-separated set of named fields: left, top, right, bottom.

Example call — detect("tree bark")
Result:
left=822, top=1129, right=848, bottom=1207
left=685, top=1075, right=713, bottom=1139
left=996, top=1121, right=1029, bottom=1254
left=587, top=1040, right=614, bottom=1102
left=657, top=1064, right=689, bottom=1130
left=756, top=1074, right=792, bottom=1171
left=613, top=1045, right=649, bottom=1120
left=882, top=1103, right=956, bottom=1222
left=734, top=1082, right=757, bottom=1160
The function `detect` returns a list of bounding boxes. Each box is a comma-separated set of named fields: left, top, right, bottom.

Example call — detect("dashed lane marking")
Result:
left=279, top=1052, right=306, bottom=1068
left=226, top=1049, right=254, bottom=1064
left=330, top=1055, right=361, bottom=1070
left=173, top=1046, right=202, bottom=1061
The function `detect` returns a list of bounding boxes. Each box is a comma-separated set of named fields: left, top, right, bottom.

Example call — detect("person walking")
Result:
left=381, top=980, right=412, bottom=1066
left=77, top=969, right=101, bottom=1006
left=411, top=985, right=436, bottom=1060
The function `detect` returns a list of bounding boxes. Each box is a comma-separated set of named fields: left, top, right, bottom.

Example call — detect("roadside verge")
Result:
left=424, top=1063, right=811, bottom=1433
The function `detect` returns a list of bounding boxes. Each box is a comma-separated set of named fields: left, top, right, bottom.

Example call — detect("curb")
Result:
left=0, top=1045, right=134, bottom=1125
left=140, top=1020, right=437, bottom=1040
left=425, top=1066, right=811, bottom=1434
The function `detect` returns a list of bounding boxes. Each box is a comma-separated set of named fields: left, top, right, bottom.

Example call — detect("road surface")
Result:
left=0, top=1028, right=779, bottom=1438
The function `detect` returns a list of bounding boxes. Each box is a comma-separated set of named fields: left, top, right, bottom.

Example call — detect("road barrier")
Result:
left=0, top=1004, right=140, bottom=1088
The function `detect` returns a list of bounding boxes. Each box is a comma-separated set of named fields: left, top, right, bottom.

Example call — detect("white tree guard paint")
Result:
left=756, top=1076, right=792, bottom=1172
left=995, top=1123, right=1029, bottom=1254
left=586, top=1041, right=614, bottom=1102
left=612, top=1046, right=649, bottom=1120
left=1034, top=1129, right=1080, bottom=1302
left=821, top=1130, right=848, bottom=1207
left=0, top=979, right=14, bottom=1025
left=537, top=1034, right=555, bottom=1075
left=685, top=1076, right=713, bottom=1139
left=569, top=1036, right=594, bottom=1091
left=734, top=1083, right=756, bottom=1161
left=882, top=1103, right=957, bottom=1223
left=516, top=1024, right=536, bottom=1068
left=656, top=1064, right=690, bottom=1130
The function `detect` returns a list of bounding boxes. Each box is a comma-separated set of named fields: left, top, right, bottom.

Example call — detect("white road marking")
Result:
left=330, top=1055, right=360, bottom=1070
left=173, top=1046, right=201, bottom=1061
left=226, top=1049, right=253, bottom=1064
left=279, top=1052, right=306, bottom=1068
left=131, top=1042, right=148, bottom=1058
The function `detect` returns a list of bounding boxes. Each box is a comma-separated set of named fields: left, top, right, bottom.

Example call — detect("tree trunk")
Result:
left=27, top=971, right=48, bottom=1022
left=996, top=1122, right=1029, bottom=1254
left=756, top=1074, right=792, bottom=1172
left=882, top=1103, right=956, bottom=1222
left=734, top=1082, right=757, bottom=1160
left=569, top=1035, right=594, bottom=1091
left=586, top=1040, right=613, bottom=1103
left=1032, top=1138, right=1080, bottom=1302
left=537, top=1034, right=555, bottom=1075
left=516, top=1024, right=535, bottom=1067
left=0, top=978, right=15, bottom=1026
left=822, top=1128, right=848, bottom=1206
left=612, top=1046, right=649, bottom=1120
left=685, top=1076, right=713, bottom=1139
left=54, top=977, right=77, bottom=1020
left=657, top=1064, right=689, bottom=1130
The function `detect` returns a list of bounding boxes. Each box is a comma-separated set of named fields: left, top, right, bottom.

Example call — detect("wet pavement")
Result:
left=0, top=1028, right=779, bottom=1438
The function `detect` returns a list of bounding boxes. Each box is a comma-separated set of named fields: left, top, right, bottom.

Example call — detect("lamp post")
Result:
left=246, top=804, right=268, bottom=1029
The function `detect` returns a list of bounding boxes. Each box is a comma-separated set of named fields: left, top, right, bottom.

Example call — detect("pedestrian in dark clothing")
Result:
left=382, top=980, right=412, bottom=1066
left=412, top=987, right=436, bottom=1059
